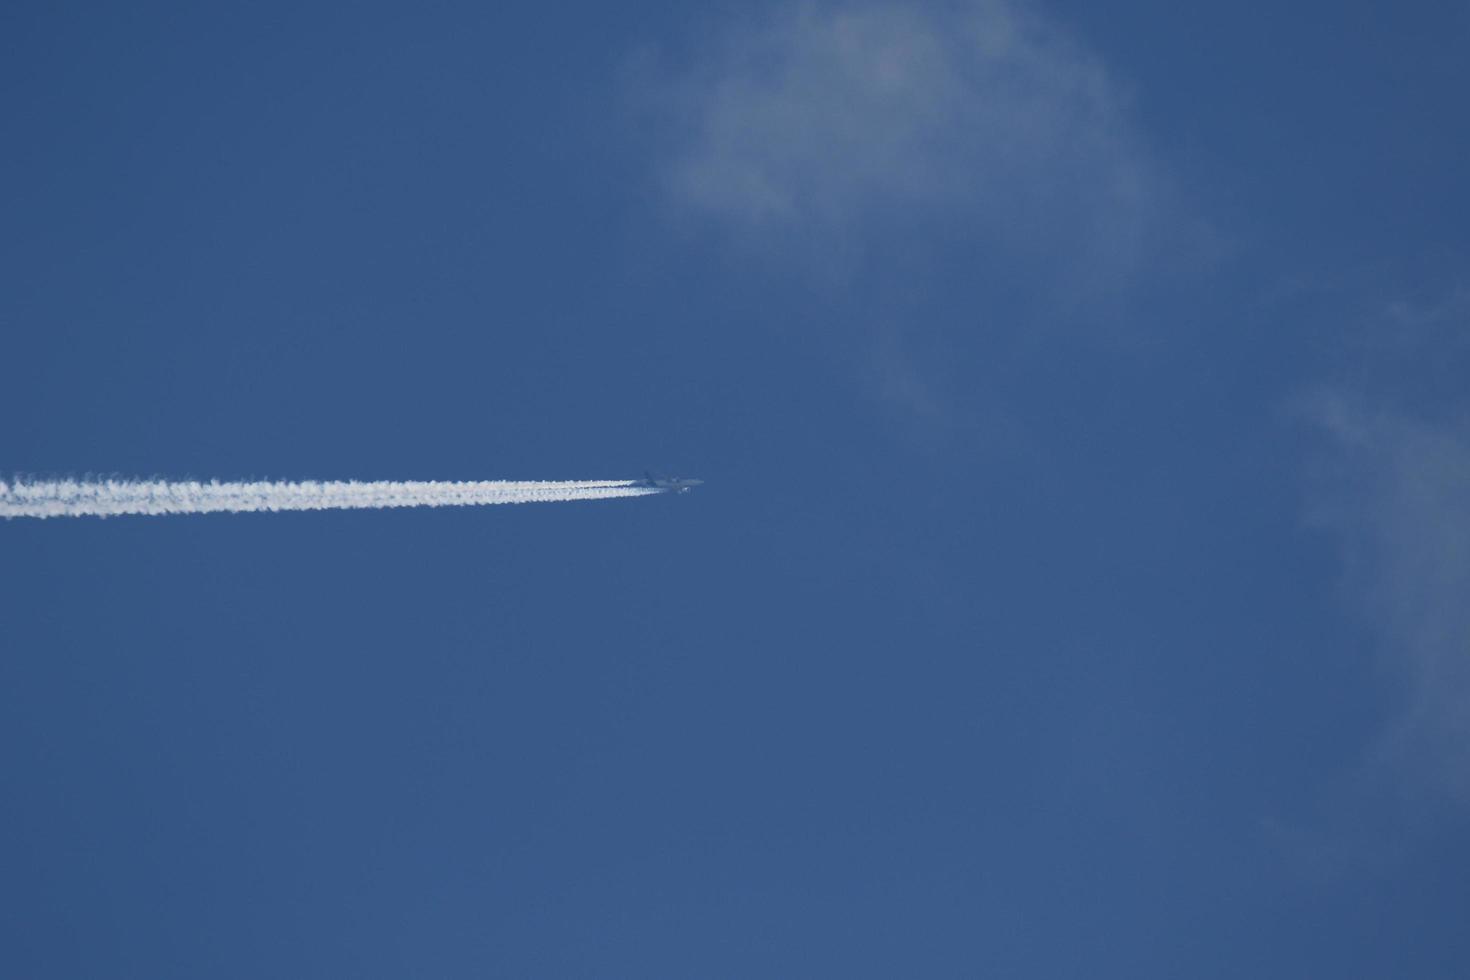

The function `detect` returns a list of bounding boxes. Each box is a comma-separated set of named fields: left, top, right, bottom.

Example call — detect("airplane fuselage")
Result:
left=640, top=474, right=704, bottom=494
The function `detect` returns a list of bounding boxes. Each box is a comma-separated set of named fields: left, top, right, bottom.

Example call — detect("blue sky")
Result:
left=3, top=1, right=1469, bottom=975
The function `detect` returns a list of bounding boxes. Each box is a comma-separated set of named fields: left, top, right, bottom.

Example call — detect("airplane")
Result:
left=637, top=472, right=704, bottom=494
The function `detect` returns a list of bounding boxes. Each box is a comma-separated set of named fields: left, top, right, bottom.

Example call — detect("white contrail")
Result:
left=0, top=477, right=661, bottom=519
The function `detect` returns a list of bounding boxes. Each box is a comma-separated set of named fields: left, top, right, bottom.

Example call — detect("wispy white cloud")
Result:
left=648, top=0, right=1169, bottom=282
left=1304, top=388, right=1470, bottom=802
left=636, top=1, right=1195, bottom=429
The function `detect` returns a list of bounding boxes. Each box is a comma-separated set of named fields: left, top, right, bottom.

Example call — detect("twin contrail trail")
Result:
left=0, top=478, right=661, bottom=519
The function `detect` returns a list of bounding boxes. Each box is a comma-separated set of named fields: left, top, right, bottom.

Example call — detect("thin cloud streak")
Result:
left=1305, top=393, right=1470, bottom=802
left=1, top=478, right=660, bottom=519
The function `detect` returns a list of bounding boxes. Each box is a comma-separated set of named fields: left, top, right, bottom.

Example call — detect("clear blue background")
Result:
left=3, top=2, right=1468, bottom=976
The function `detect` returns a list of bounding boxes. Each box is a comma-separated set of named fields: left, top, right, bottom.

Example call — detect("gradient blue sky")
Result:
left=4, top=2, right=1469, bottom=976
